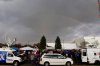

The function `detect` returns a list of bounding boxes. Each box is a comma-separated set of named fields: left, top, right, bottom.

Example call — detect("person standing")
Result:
left=30, top=51, right=35, bottom=64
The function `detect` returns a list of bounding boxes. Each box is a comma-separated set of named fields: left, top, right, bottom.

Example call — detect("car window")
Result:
left=83, top=52, right=87, bottom=56
left=51, top=55, right=58, bottom=59
left=57, top=55, right=65, bottom=59
left=44, top=55, right=58, bottom=59
left=44, top=55, right=51, bottom=58
left=8, top=53, right=13, bottom=57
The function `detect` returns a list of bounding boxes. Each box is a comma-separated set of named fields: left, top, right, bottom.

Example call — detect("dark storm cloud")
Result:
left=0, top=0, right=99, bottom=43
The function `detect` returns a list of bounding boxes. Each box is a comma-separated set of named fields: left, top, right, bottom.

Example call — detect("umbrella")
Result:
left=20, top=46, right=36, bottom=51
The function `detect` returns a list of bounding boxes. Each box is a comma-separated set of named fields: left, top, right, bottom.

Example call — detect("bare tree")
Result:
left=5, top=37, right=16, bottom=47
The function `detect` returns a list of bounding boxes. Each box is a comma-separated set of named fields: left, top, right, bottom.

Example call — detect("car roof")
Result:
left=0, top=48, right=15, bottom=52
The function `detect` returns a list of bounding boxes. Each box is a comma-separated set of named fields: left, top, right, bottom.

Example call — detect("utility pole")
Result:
left=63, top=39, right=64, bottom=50
left=97, top=0, right=100, bottom=17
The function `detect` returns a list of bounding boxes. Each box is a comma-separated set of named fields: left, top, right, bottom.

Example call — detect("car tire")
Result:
left=66, top=61, right=71, bottom=66
left=13, top=61, right=19, bottom=66
left=44, top=62, right=50, bottom=66
left=95, top=60, right=100, bottom=65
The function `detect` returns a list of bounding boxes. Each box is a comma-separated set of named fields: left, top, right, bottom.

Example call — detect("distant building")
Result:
left=46, top=43, right=79, bottom=50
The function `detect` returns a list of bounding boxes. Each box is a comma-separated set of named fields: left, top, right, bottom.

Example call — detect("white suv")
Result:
left=40, top=53, right=73, bottom=66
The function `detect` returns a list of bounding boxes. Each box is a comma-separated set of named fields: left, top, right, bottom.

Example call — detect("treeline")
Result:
left=0, top=35, right=62, bottom=52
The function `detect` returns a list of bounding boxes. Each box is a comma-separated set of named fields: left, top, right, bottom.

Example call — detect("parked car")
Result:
left=40, top=53, right=73, bottom=66
left=0, top=48, right=23, bottom=66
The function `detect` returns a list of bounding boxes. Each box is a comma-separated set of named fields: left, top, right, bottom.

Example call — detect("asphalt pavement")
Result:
left=0, top=63, right=100, bottom=66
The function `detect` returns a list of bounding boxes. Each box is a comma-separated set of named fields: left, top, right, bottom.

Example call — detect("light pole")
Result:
left=63, top=40, right=64, bottom=50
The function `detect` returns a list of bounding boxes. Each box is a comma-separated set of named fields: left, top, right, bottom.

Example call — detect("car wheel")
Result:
left=44, top=62, right=50, bottom=66
left=13, top=61, right=19, bottom=66
left=95, top=60, right=100, bottom=65
left=66, top=62, right=71, bottom=66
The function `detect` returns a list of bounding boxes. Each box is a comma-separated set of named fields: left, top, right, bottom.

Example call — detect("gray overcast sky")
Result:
left=0, top=0, right=100, bottom=44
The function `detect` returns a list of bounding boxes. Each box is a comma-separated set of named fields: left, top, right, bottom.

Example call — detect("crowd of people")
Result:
left=17, top=49, right=82, bottom=66
left=18, top=49, right=41, bottom=66
left=63, top=49, right=82, bottom=64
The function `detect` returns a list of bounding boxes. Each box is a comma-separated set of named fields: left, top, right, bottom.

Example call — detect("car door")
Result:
left=81, top=49, right=87, bottom=62
left=49, top=55, right=58, bottom=65
left=6, top=52, right=14, bottom=63
left=57, top=55, right=66, bottom=65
